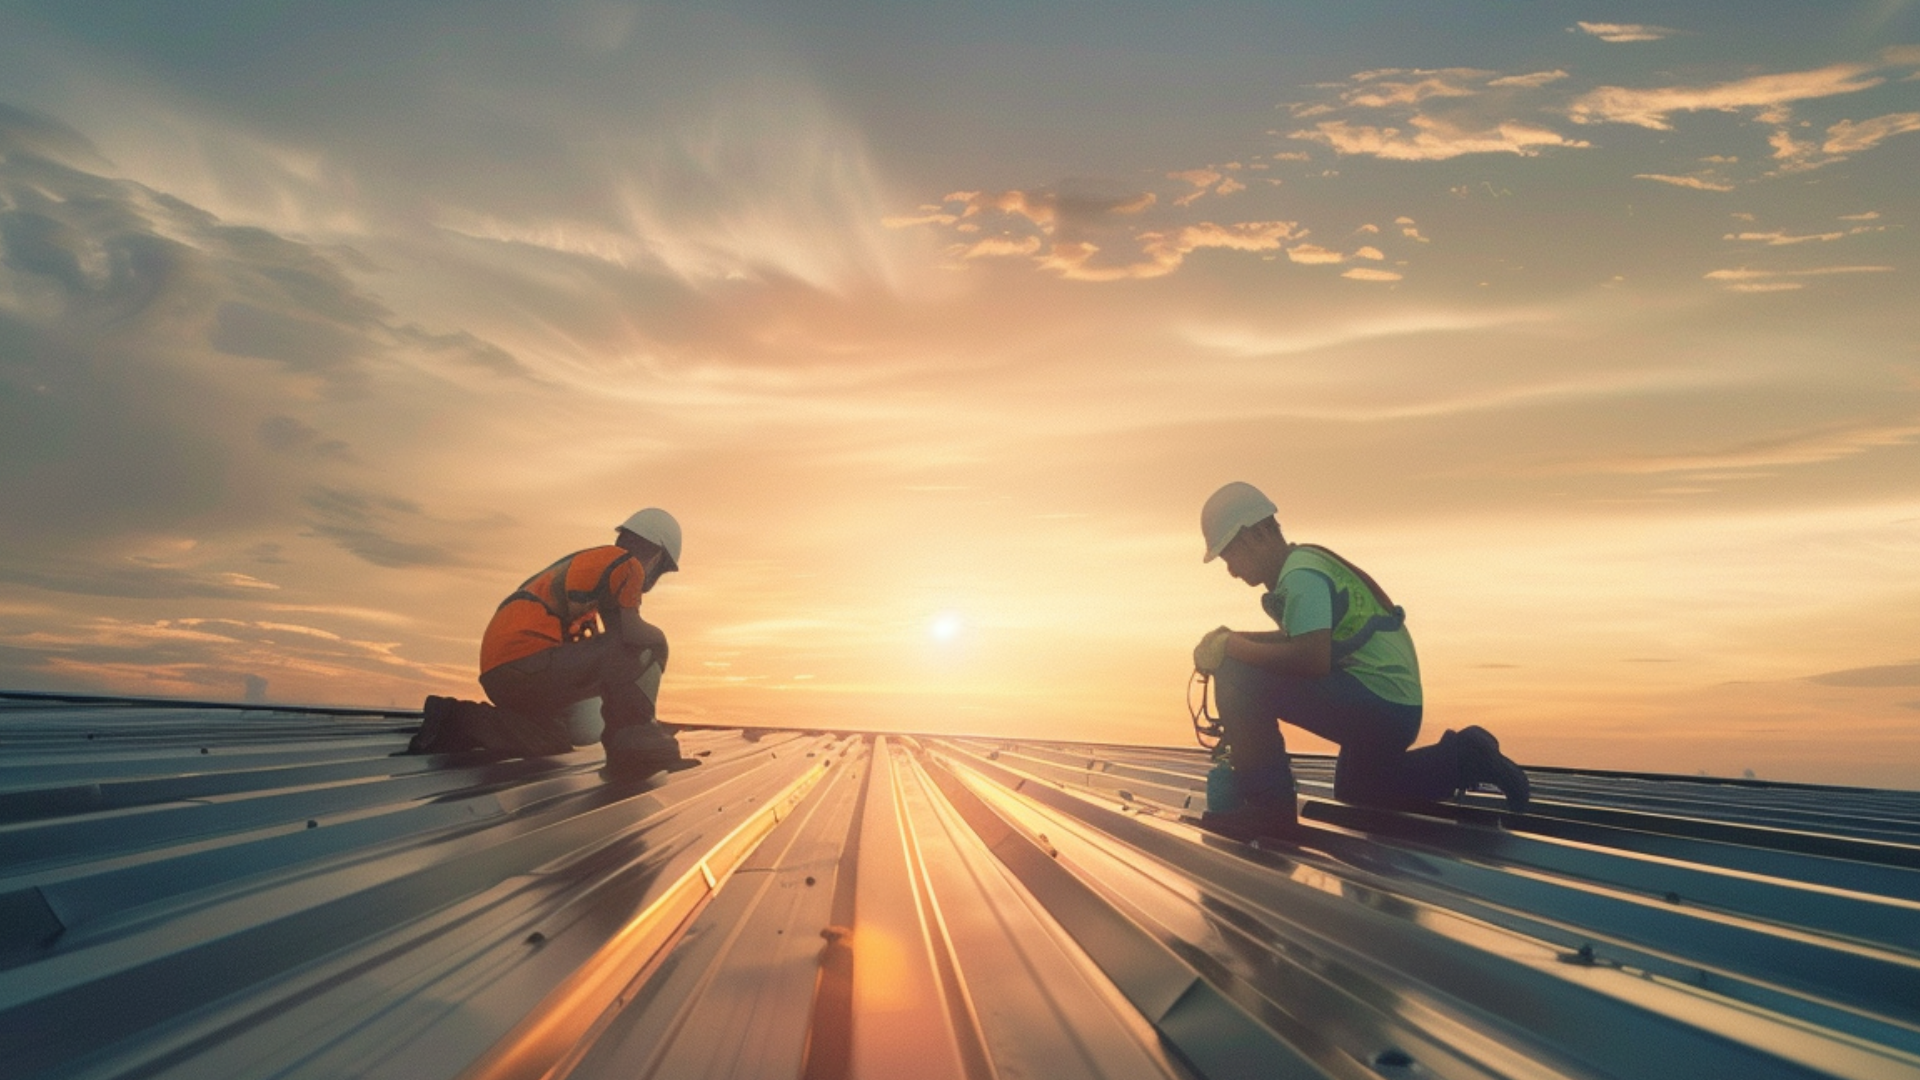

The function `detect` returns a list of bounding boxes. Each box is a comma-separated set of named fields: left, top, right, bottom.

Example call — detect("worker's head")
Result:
left=615, top=508, right=682, bottom=590
left=1219, top=517, right=1287, bottom=587
left=1201, top=482, right=1286, bottom=587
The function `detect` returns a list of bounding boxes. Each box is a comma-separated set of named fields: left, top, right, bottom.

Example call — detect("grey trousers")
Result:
left=461, top=635, right=665, bottom=756
left=1213, top=656, right=1456, bottom=808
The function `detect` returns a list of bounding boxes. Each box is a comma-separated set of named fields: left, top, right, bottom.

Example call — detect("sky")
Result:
left=1, top=1, right=1916, bottom=787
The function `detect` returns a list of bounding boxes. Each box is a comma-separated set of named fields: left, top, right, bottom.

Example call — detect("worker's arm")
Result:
left=1223, top=628, right=1331, bottom=678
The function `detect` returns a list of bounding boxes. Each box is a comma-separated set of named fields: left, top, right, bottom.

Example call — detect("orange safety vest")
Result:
left=479, top=546, right=645, bottom=674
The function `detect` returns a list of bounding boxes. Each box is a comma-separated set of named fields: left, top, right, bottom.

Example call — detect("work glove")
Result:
left=1193, top=626, right=1233, bottom=675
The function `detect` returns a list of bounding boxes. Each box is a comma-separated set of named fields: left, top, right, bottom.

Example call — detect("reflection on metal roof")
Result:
left=3, top=690, right=1919, bottom=1079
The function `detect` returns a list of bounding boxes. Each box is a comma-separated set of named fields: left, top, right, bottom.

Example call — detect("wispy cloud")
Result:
left=1341, top=267, right=1404, bottom=282
left=1340, top=68, right=1491, bottom=107
left=1704, top=264, right=1895, bottom=291
left=1573, top=22, right=1677, bottom=44
left=1807, top=662, right=1920, bottom=688
left=1824, top=112, right=1920, bottom=154
left=1490, top=70, right=1571, bottom=89
left=1567, top=63, right=1883, bottom=130
left=0, top=614, right=469, bottom=701
left=1287, top=67, right=1592, bottom=162
left=1635, top=173, right=1735, bottom=192
left=1182, top=307, right=1547, bottom=357
left=1042, top=220, right=1300, bottom=282
left=1168, top=166, right=1246, bottom=207
left=1294, top=116, right=1588, bottom=160
left=885, top=178, right=1349, bottom=283
left=1562, top=421, right=1920, bottom=474
left=1285, top=243, right=1345, bottom=265
left=1723, top=222, right=1884, bottom=245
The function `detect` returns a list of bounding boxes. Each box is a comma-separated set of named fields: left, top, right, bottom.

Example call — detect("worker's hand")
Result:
left=1193, top=626, right=1233, bottom=674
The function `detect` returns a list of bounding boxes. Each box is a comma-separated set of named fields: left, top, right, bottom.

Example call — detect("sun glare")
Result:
left=928, top=613, right=963, bottom=642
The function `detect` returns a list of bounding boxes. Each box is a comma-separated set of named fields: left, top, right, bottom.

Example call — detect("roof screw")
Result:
left=805, top=875, right=817, bottom=886
left=526, top=931, right=546, bottom=946
left=1577, top=943, right=1595, bottom=964
left=306, top=820, right=318, bottom=829
left=200, top=748, right=209, bottom=754
left=1665, top=891, right=1681, bottom=904
left=1374, top=1047, right=1413, bottom=1070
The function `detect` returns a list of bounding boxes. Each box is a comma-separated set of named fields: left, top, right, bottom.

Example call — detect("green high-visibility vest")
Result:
left=1261, top=545, right=1407, bottom=661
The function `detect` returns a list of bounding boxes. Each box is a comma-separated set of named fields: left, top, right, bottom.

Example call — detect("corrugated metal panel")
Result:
left=2, top=691, right=1918, bottom=1080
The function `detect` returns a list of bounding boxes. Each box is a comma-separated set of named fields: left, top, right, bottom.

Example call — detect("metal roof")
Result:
left=2, top=690, right=1918, bottom=1080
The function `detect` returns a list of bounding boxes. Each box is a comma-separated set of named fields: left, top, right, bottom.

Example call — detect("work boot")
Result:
left=1455, top=726, right=1530, bottom=814
left=408, top=695, right=484, bottom=754
left=602, top=722, right=685, bottom=780
left=1198, top=797, right=1299, bottom=844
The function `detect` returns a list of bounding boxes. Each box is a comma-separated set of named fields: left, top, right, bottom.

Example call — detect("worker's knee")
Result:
left=633, top=657, right=663, bottom=703
left=1211, top=657, right=1283, bottom=719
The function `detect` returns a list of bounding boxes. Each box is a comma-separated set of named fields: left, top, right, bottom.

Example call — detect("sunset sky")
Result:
left=2, top=2, right=1916, bottom=787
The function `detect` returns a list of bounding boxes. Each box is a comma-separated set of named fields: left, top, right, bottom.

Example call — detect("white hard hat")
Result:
left=617, top=508, right=682, bottom=571
left=1200, top=482, right=1277, bottom=562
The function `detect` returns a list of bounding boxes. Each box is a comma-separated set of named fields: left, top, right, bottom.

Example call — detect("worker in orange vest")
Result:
left=407, top=509, right=688, bottom=779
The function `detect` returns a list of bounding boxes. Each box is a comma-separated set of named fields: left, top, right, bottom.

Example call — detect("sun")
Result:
left=928, top=613, right=963, bottom=642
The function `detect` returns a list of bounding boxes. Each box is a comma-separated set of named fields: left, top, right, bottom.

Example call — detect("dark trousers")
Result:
left=461, top=635, right=663, bottom=756
left=1212, top=657, right=1458, bottom=807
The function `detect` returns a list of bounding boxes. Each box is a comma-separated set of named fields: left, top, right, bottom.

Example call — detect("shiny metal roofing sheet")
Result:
left=3, top=690, right=1918, bottom=1080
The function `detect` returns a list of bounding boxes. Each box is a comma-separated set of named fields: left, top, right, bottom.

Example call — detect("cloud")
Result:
left=1279, top=66, right=1597, bottom=164
left=1341, top=68, right=1490, bottom=108
left=1634, top=173, right=1735, bottom=192
left=1181, top=307, right=1546, bottom=357
left=1567, top=64, right=1884, bottom=130
left=211, top=301, right=371, bottom=386
left=1823, top=112, right=1920, bottom=154
left=1341, top=267, right=1403, bottom=282
left=1722, top=225, right=1884, bottom=245
left=1703, top=265, right=1894, bottom=291
left=0, top=562, right=281, bottom=601
left=893, top=178, right=1329, bottom=283
left=1285, top=243, right=1346, bottom=265
left=301, top=487, right=472, bottom=569
left=1165, top=166, right=1250, bottom=207
left=1293, top=116, right=1588, bottom=160
left=1169, top=168, right=1223, bottom=207
left=257, top=416, right=354, bottom=461
left=1038, top=220, right=1301, bottom=282
left=1573, top=22, right=1676, bottom=43
left=1807, top=662, right=1920, bottom=687
left=958, top=236, right=1043, bottom=260
left=1490, top=71, right=1571, bottom=89
left=0, top=106, right=541, bottom=588
left=883, top=208, right=959, bottom=228
left=0, top=613, right=467, bottom=700
left=1565, top=421, right=1920, bottom=474
left=936, top=186, right=1157, bottom=237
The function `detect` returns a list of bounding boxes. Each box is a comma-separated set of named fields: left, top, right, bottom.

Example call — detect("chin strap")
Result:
left=1189, top=670, right=1225, bottom=751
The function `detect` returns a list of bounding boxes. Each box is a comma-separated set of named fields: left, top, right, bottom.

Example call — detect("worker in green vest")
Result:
left=1193, top=481, right=1529, bottom=842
